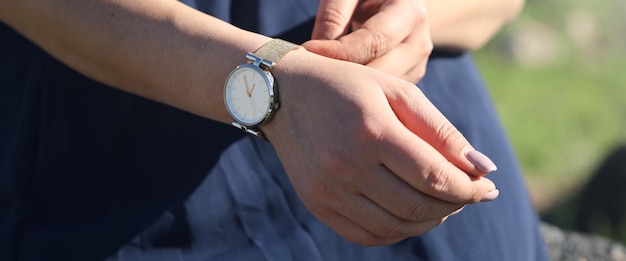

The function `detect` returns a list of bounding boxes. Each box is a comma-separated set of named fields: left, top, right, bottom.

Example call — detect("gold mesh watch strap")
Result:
left=252, top=39, right=302, bottom=67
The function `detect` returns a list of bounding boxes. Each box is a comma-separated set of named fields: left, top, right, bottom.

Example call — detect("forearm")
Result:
left=426, top=0, right=525, bottom=50
left=0, top=0, right=270, bottom=123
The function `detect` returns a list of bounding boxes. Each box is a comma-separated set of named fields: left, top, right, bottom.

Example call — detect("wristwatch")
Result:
left=224, top=39, right=302, bottom=138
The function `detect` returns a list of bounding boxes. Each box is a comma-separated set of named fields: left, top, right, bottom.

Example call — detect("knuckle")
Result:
left=423, top=40, right=434, bottom=55
left=467, top=186, right=482, bottom=203
left=307, top=181, right=333, bottom=202
left=424, top=164, right=451, bottom=193
left=434, top=122, right=465, bottom=150
left=367, top=30, right=388, bottom=60
left=316, top=148, right=345, bottom=174
left=471, top=185, right=489, bottom=203
left=404, top=202, right=428, bottom=222
left=360, top=117, right=386, bottom=143
left=318, top=8, right=349, bottom=38
left=412, top=3, right=429, bottom=24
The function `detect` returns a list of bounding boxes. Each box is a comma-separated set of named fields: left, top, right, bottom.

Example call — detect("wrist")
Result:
left=257, top=47, right=312, bottom=141
left=223, top=38, right=307, bottom=139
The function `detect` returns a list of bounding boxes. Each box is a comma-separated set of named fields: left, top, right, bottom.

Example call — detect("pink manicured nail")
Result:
left=480, top=189, right=500, bottom=202
left=467, top=150, right=498, bottom=173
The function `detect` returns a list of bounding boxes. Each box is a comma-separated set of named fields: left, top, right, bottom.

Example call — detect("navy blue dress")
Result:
left=0, top=1, right=548, bottom=260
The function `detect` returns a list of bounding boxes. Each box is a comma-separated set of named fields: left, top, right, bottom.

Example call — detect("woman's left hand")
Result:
left=303, top=0, right=433, bottom=83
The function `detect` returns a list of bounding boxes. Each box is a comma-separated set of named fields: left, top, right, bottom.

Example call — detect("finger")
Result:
left=373, top=106, right=497, bottom=203
left=366, top=42, right=431, bottom=83
left=304, top=0, right=419, bottom=64
left=330, top=192, right=446, bottom=242
left=311, top=0, right=359, bottom=40
left=383, top=82, right=498, bottom=177
left=383, top=127, right=497, bottom=203
left=319, top=211, right=406, bottom=246
left=305, top=163, right=455, bottom=244
left=356, top=0, right=423, bottom=40
left=365, top=16, right=433, bottom=82
left=359, top=164, right=465, bottom=222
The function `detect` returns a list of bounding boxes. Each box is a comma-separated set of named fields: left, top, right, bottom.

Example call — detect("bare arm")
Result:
left=0, top=0, right=268, bottom=123
left=0, top=0, right=499, bottom=246
left=427, top=0, right=525, bottom=50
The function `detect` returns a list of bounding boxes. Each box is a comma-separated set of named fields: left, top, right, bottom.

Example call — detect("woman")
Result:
left=0, top=0, right=546, bottom=260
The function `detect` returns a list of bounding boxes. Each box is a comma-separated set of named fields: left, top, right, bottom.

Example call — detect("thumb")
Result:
left=311, top=0, right=359, bottom=40
left=303, top=29, right=383, bottom=65
left=385, top=83, right=498, bottom=177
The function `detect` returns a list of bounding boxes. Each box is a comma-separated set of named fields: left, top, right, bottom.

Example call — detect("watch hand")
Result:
left=250, top=83, right=256, bottom=95
left=243, top=75, right=251, bottom=97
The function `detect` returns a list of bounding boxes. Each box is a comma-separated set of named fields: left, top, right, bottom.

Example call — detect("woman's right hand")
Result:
left=262, top=49, right=499, bottom=246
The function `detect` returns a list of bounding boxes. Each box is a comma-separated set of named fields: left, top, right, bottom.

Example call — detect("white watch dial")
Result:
left=224, top=65, right=273, bottom=126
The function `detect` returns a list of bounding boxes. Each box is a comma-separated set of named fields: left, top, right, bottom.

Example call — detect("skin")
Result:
left=0, top=0, right=520, bottom=246
left=303, top=0, right=525, bottom=82
left=303, top=0, right=433, bottom=82
left=427, top=0, right=526, bottom=50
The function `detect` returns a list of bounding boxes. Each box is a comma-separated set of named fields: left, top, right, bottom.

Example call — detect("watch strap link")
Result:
left=250, top=39, right=302, bottom=68
left=232, top=121, right=265, bottom=138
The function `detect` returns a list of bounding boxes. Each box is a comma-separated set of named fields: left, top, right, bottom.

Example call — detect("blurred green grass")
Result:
left=472, top=0, right=626, bottom=206
left=475, top=50, right=626, bottom=179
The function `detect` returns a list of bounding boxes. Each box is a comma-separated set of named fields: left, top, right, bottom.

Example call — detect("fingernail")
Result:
left=480, top=189, right=500, bottom=202
left=467, top=150, right=498, bottom=173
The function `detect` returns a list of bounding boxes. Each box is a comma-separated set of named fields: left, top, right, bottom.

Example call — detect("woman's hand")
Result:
left=262, top=50, right=498, bottom=246
left=302, top=0, right=433, bottom=83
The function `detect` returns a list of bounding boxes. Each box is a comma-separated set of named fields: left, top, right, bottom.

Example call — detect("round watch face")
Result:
left=224, top=64, right=275, bottom=127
